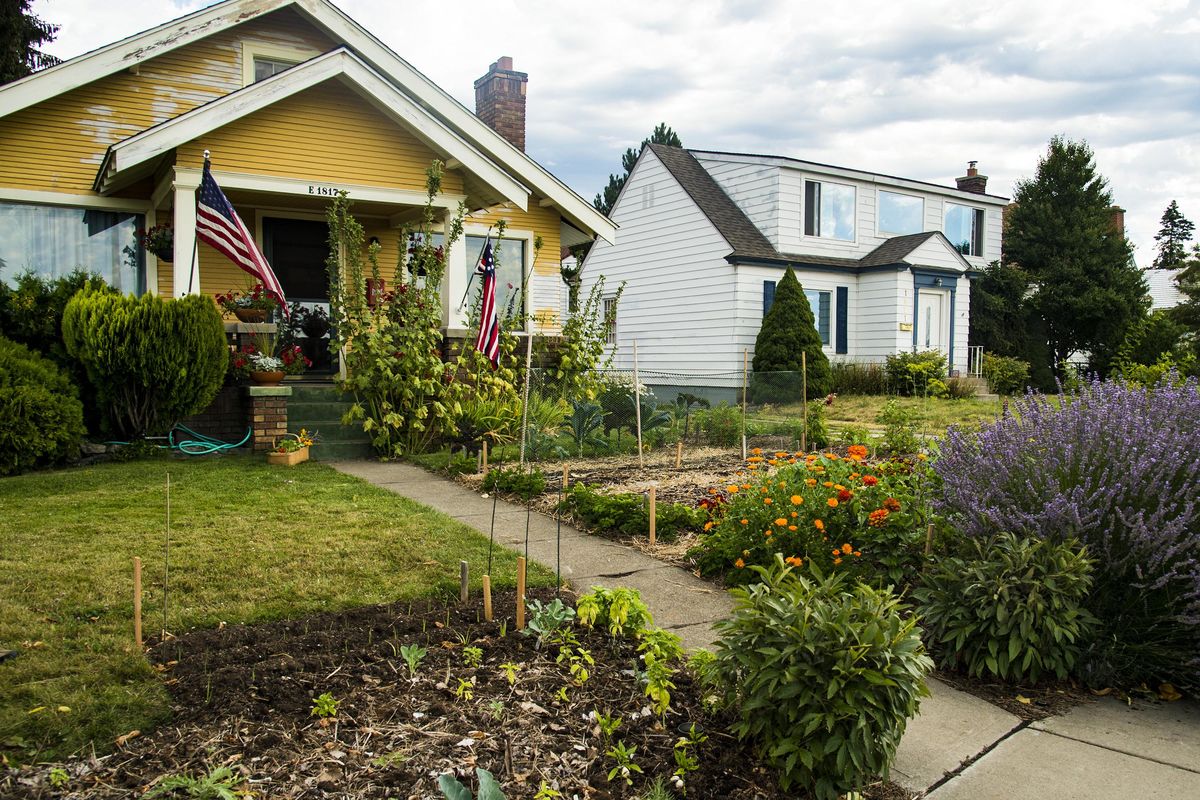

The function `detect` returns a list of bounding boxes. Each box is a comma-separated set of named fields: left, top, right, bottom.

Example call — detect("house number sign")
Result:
left=308, top=184, right=345, bottom=197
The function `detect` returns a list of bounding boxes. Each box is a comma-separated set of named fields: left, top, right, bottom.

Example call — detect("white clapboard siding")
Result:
left=695, top=155, right=781, bottom=246
left=907, top=237, right=968, bottom=272
left=856, top=269, right=905, bottom=362
left=580, top=148, right=741, bottom=375
left=952, top=278, right=971, bottom=374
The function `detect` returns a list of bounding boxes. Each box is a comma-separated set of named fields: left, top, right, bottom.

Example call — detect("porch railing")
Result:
left=966, top=345, right=984, bottom=378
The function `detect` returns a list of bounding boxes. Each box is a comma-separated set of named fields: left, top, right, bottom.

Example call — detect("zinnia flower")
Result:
left=841, top=543, right=853, bottom=555
left=884, top=497, right=901, bottom=512
left=838, top=489, right=853, bottom=502
left=791, top=495, right=803, bottom=505
left=868, top=508, right=889, bottom=527
left=827, top=497, right=838, bottom=508
left=735, top=558, right=745, bottom=568
left=863, top=475, right=879, bottom=487
left=814, top=519, right=825, bottom=531
left=775, top=517, right=787, bottom=526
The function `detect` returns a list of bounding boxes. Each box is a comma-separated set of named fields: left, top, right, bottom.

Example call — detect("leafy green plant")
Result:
left=672, top=722, right=708, bottom=794
left=481, top=467, right=546, bottom=500
left=643, top=654, right=676, bottom=716
left=556, top=641, right=594, bottom=686
left=638, top=776, right=673, bottom=800
left=876, top=399, right=921, bottom=455
left=487, top=699, right=505, bottom=720
left=455, top=677, right=476, bottom=701
left=543, top=276, right=625, bottom=401
left=310, top=692, right=340, bottom=719
left=146, top=766, right=242, bottom=799
left=561, top=400, right=607, bottom=455
left=576, top=586, right=654, bottom=638
left=605, top=740, right=644, bottom=786
left=884, top=350, right=947, bottom=396
left=533, top=781, right=562, bottom=799
left=47, top=767, right=69, bottom=788
left=0, top=336, right=85, bottom=476
left=560, top=484, right=704, bottom=542
left=830, top=361, right=888, bottom=395
left=461, top=646, right=484, bottom=668
left=697, top=402, right=740, bottom=447
left=982, top=352, right=1031, bottom=395
left=711, top=556, right=932, bottom=799
left=914, top=532, right=1098, bottom=682
left=437, top=767, right=506, bottom=800
left=61, top=290, right=227, bottom=438
left=523, top=598, right=576, bottom=648
left=804, top=401, right=828, bottom=449
left=838, top=424, right=873, bottom=449
left=400, top=644, right=428, bottom=679
left=498, top=661, right=522, bottom=686
left=593, top=709, right=621, bottom=741
left=636, top=627, right=683, bottom=664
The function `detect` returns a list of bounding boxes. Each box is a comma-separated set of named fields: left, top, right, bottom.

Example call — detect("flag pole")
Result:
left=457, top=226, right=495, bottom=311
left=186, top=150, right=209, bottom=296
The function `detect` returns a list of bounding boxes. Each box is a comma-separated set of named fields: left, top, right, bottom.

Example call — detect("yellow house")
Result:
left=0, top=0, right=615, bottom=345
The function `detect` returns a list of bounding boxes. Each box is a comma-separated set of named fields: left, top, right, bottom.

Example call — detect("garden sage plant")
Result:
left=935, top=377, right=1200, bottom=691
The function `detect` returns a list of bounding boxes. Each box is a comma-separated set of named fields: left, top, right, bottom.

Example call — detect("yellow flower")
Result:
left=917, top=453, right=928, bottom=461
left=742, top=549, right=750, bottom=557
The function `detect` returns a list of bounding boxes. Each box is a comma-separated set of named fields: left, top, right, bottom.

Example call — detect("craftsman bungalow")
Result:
left=0, top=0, right=614, bottom=343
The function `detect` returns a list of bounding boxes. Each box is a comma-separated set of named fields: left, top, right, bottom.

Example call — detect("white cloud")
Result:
left=27, top=0, right=1200, bottom=264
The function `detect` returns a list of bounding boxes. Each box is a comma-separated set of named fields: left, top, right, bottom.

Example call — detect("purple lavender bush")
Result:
left=935, top=376, right=1200, bottom=691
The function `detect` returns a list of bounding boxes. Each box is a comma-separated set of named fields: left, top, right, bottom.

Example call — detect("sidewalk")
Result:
left=333, top=460, right=1200, bottom=799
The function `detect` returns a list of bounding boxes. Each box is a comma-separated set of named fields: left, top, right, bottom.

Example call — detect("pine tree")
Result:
left=1151, top=200, right=1195, bottom=270
left=591, top=123, right=682, bottom=215
left=1004, top=136, right=1148, bottom=377
left=1172, top=244, right=1200, bottom=366
left=1, top=0, right=59, bottom=85
left=750, top=267, right=831, bottom=402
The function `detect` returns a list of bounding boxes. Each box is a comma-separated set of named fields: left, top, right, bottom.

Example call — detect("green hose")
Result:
left=105, top=425, right=252, bottom=455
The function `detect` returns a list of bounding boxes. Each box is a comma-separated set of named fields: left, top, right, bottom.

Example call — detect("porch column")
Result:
left=172, top=170, right=201, bottom=297
left=444, top=209, right=469, bottom=330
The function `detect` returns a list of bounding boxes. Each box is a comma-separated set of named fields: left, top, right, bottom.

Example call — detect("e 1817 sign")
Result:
left=308, top=184, right=344, bottom=197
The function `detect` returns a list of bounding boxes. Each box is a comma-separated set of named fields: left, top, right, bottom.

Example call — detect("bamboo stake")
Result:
left=925, top=523, right=935, bottom=556
left=482, top=575, right=493, bottom=622
left=648, top=484, right=657, bottom=545
left=133, top=557, right=143, bottom=649
left=741, top=349, right=749, bottom=460
left=516, top=557, right=527, bottom=630
left=675, top=440, right=683, bottom=469
left=633, top=340, right=644, bottom=469
left=163, top=473, right=170, bottom=638
left=460, top=561, right=469, bottom=604
left=481, top=440, right=489, bottom=475
left=562, top=462, right=569, bottom=490
left=801, top=351, right=808, bottom=453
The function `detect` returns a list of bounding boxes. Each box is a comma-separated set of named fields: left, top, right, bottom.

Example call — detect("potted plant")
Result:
left=267, top=429, right=317, bottom=466
left=138, top=224, right=174, bottom=262
left=300, top=305, right=331, bottom=339
left=216, top=283, right=283, bottom=323
left=229, top=340, right=310, bottom=385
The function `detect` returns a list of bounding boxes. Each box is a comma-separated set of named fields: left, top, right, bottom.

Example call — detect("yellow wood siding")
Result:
left=175, top=81, right=464, bottom=195
left=0, top=8, right=334, bottom=193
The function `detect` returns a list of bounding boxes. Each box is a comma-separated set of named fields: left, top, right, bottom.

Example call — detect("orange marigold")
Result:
left=814, top=519, right=825, bottom=531
left=740, top=518, right=749, bottom=525
left=805, top=478, right=818, bottom=487
left=788, top=525, right=798, bottom=531
left=868, top=508, right=890, bottom=527
left=790, top=495, right=803, bottom=505
left=735, top=558, right=745, bottom=568
left=826, top=497, right=839, bottom=508
left=727, top=485, right=740, bottom=493
left=841, top=543, right=853, bottom=555
left=774, top=517, right=788, bottom=527
left=833, top=557, right=843, bottom=565
left=763, top=498, right=773, bottom=505
left=862, top=475, right=879, bottom=487
left=751, top=447, right=763, bottom=455
left=884, top=497, right=901, bottom=512
left=747, top=456, right=764, bottom=463
left=848, top=444, right=869, bottom=459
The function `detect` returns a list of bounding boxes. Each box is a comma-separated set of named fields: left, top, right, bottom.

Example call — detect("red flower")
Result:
left=838, top=489, right=853, bottom=502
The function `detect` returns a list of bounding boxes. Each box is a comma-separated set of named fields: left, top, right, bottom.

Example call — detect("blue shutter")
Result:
left=763, top=280, right=776, bottom=316
left=835, top=286, right=848, bottom=354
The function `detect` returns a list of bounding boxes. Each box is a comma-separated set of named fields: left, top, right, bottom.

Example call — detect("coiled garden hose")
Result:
left=105, top=425, right=252, bottom=455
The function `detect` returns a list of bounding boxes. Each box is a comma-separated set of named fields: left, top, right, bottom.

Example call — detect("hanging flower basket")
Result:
left=139, top=224, right=174, bottom=262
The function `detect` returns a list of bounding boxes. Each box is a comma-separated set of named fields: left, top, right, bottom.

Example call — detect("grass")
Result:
left=755, top=394, right=1006, bottom=436
left=0, top=455, right=553, bottom=763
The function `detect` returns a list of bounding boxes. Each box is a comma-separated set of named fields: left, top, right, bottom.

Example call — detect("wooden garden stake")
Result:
left=163, top=473, right=170, bottom=638
left=633, top=340, right=644, bottom=469
left=482, top=575, right=493, bottom=622
left=562, top=462, right=570, bottom=489
left=675, top=440, right=683, bottom=469
left=516, top=557, right=527, bottom=630
left=741, top=349, right=749, bottom=461
left=460, top=560, right=469, bottom=604
left=133, top=557, right=143, bottom=649
left=481, top=440, right=489, bottom=475
left=648, top=484, right=657, bottom=545
left=925, top=523, right=935, bottom=556
left=801, top=352, right=808, bottom=453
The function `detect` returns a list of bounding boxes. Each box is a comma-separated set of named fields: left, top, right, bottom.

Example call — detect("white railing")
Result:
left=966, top=345, right=984, bottom=378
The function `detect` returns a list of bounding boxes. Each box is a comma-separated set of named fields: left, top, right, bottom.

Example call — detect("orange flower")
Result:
left=862, top=475, right=879, bottom=487
left=838, top=489, right=853, bottom=502
left=788, top=525, right=798, bottom=531
left=742, top=483, right=752, bottom=490
left=827, top=497, right=839, bottom=508
left=709, top=487, right=719, bottom=495
left=833, top=557, right=843, bottom=565
left=853, top=551, right=862, bottom=557
left=735, top=558, right=745, bottom=568
left=883, top=497, right=901, bottom=512
left=841, top=543, right=853, bottom=555
left=761, top=487, right=770, bottom=494
left=747, top=464, right=759, bottom=470
left=832, top=549, right=840, bottom=556
left=805, top=478, right=818, bottom=487
left=791, top=495, right=803, bottom=505
left=727, top=485, right=740, bottom=493
left=775, top=451, right=788, bottom=458
left=790, top=511, right=798, bottom=518
left=814, top=519, right=825, bottom=531
left=868, top=508, right=890, bottom=527
left=787, top=458, right=797, bottom=464
left=774, top=517, right=788, bottom=527
left=751, top=447, right=762, bottom=455
left=740, top=518, right=749, bottom=525
left=848, top=444, right=868, bottom=459
left=747, top=456, right=764, bottom=463
left=785, top=555, right=804, bottom=567
left=763, top=498, right=773, bottom=505
left=833, top=484, right=846, bottom=491
left=768, top=459, right=778, bottom=466
left=703, top=521, right=714, bottom=531
left=823, top=481, right=834, bottom=488
left=778, top=481, right=787, bottom=488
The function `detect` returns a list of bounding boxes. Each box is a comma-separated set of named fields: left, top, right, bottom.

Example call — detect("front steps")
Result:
left=285, top=382, right=375, bottom=461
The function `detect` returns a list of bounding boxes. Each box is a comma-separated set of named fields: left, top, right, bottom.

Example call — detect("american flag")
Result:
left=474, top=239, right=500, bottom=368
left=196, top=159, right=288, bottom=315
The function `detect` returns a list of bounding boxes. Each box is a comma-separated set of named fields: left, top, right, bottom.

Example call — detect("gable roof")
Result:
left=858, top=231, right=942, bottom=268
left=0, top=0, right=614, bottom=243
left=646, top=144, right=776, bottom=260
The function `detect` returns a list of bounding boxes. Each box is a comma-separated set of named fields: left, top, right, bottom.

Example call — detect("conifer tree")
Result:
left=1, top=0, right=59, bottom=85
left=1152, top=200, right=1195, bottom=270
left=751, top=267, right=831, bottom=402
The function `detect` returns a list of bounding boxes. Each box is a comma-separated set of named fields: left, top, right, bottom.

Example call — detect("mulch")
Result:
left=2, top=589, right=915, bottom=799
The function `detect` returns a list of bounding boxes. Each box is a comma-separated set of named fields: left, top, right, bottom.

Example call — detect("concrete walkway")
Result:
left=333, top=460, right=1200, bottom=799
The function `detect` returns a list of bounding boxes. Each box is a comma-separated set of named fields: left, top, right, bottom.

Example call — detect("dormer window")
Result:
left=804, top=179, right=855, bottom=241
left=878, top=190, right=924, bottom=236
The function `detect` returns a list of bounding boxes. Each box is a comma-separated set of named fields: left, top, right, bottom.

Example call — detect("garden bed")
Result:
left=2, top=590, right=913, bottom=799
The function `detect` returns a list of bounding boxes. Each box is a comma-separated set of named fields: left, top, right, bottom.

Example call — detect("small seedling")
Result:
left=671, top=723, right=708, bottom=794
left=605, top=740, right=643, bottom=786
left=487, top=699, right=505, bottom=720
left=47, top=767, right=69, bottom=788
left=555, top=685, right=570, bottom=702
left=400, top=644, right=428, bottom=680
left=455, top=677, right=475, bottom=701
left=437, top=767, right=506, bottom=800
left=523, top=598, right=576, bottom=648
left=533, top=781, right=562, bottom=799
left=311, top=692, right=339, bottom=719
left=145, top=766, right=241, bottom=799
left=594, top=709, right=621, bottom=741
left=498, top=661, right=522, bottom=686
left=498, top=619, right=507, bottom=638
left=462, top=646, right=484, bottom=668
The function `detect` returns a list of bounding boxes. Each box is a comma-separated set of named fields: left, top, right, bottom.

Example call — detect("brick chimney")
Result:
left=1109, top=206, right=1126, bottom=236
left=474, top=56, right=527, bottom=151
left=955, top=161, right=988, bottom=194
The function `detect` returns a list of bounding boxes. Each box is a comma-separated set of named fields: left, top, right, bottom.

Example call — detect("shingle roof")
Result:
left=645, top=144, right=778, bottom=260
left=858, top=232, right=942, bottom=267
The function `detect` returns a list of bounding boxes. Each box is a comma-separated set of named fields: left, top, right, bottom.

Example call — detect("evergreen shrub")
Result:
left=884, top=350, right=946, bottom=396
left=711, top=557, right=931, bottom=799
left=751, top=268, right=831, bottom=403
left=981, top=353, right=1031, bottom=395
left=0, top=336, right=85, bottom=475
left=62, top=290, right=227, bottom=438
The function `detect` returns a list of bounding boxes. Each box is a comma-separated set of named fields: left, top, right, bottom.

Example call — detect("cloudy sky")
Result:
left=32, top=0, right=1200, bottom=265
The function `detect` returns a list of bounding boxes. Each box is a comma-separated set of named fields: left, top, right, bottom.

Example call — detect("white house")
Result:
left=581, top=145, right=1008, bottom=394
left=1145, top=268, right=1183, bottom=311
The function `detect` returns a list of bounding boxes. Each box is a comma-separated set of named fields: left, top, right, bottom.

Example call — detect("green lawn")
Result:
left=756, top=394, right=1007, bottom=436
left=0, top=456, right=550, bottom=763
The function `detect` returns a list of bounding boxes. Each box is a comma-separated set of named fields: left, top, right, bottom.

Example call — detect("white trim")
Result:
left=172, top=166, right=466, bottom=209
left=801, top=176, right=858, bottom=246
left=943, top=200, right=986, bottom=259
left=241, top=42, right=319, bottom=87
left=876, top=187, right=926, bottom=238
left=0, top=187, right=148, bottom=213
left=463, top=222, right=534, bottom=331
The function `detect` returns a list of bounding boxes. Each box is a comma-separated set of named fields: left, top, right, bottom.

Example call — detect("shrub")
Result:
left=915, top=532, right=1098, bottom=683
left=830, top=361, right=887, bottom=395
left=0, top=337, right=85, bottom=475
left=711, top=557, right=931, bottom=799
left=838, top=424, right=873, bottom=449
left=576, top=586, right=654, bottom=638
left=697, top=402, right=740, bottom=448
left=935, top=377, right=1200, bottom=691
left=691, top=451, right=929, bottom=586
left=481, top=467, right=546, bottom=500
left=884, top=350, right=947, bottom=396
left=981, top=353, right=1031, bottom=395
left=0, top=270, right=112, bottom=369
left=803, top=402, right=828, bottom=450
left=560, top=483, right=704, bottom=542
left=943, top=376, right=979, bottom=400
left=751, top=267, right=831, bottom=402
left=876, top=399, right=921, bottom=455
left=61, top=290, right=227, bottom=439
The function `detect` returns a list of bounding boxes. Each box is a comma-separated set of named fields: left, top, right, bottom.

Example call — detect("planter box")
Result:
left=266, top=446, right=309, bottom=466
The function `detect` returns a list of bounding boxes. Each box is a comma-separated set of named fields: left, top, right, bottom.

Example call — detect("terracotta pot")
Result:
left=267, top=446, right=309, bottom=466
left=235, top=308, right=269, bottom=323
left=250, top=370, right=285, bottom=386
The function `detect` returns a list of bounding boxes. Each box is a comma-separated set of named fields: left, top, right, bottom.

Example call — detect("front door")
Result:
left=262, top=216, right=334, bottom=373
left=917, top=290, right=949, bottom=354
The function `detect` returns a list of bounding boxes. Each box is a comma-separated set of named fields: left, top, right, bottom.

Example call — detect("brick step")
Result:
left=287, top=400, right=356, bottom=420
left=312, top=440, right=376, bottom=461
left=286, top=384, right=353, bottom=403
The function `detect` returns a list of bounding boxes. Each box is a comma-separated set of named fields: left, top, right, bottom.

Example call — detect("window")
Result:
left=763, top=280, right=830, bottom=346
left=465, top=234, right=527, bottom=329
left=878, top=190, right=924, bottom=235
left=945, top=203, right=984, bottom=256
left=253, top=57, right=296, bottom=82
left=804, top=180, right=855, bottom=241
left=0, top=202, right=144, bottom=293
left=603, top=296, right=617, bottom=345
